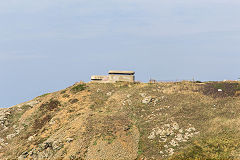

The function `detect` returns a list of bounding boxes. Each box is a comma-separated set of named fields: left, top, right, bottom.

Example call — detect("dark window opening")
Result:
left=109, top=73, right=133, bottom=75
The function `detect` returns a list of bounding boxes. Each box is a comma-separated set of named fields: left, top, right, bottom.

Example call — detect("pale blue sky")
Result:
left=1, top=0, right=240, bottom=107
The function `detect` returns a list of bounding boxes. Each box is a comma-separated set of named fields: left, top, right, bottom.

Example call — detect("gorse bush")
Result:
left=71, top=84, right=86, bottom=93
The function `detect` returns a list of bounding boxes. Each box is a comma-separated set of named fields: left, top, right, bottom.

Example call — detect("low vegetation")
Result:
left=70, top=84, right=86, bottom=93
left=1, top=81, right=240, bottom=159
left=38, top=93, right=50, bottom=98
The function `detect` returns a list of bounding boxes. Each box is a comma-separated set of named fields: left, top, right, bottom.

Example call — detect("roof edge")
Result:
left=108, top=70, right=135, bottom=75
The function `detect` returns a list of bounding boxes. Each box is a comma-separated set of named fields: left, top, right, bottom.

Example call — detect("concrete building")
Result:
left=91, top=70, right=135, bottom=83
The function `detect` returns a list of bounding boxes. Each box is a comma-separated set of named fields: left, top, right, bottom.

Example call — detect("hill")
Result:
left=1, top=81, right=240, bottom=159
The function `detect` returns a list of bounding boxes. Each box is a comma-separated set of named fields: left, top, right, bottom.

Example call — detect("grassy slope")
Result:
left=0, top=81, right=240, bottom=159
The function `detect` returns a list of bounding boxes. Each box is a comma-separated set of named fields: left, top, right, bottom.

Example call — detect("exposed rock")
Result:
left=184, top=134, right=189, bottom=140
left=172, top=123, right=179, bottom=130
left=170, top=139, right=178, bottom=147
left=166, top=148, right=174, bottom=156
left=186, top=127, right=196, bottom=132
left=6, top=134, right=16, bottom=140
left=126, top=99, right=132, bottom=105
left=148, top=132, right=156, bottom=139
left=39, top=142, right=52, bottom=151
left=159, top=137, right=167, bottom=142
left=37, top=148, right=54, bottom=159
left=148, top=122, right=199, bottom=157
left=66, top=138, right=74, bottom=143
left=52, top=140, right=64, bottom=151
left=28, top=136, right=34, bottom=142
left=153, top=98, right=159, bottom=106
left=165, top=128, right=174, bottom=136
left=139, top=93, right=146, bottom=97
left=176, top=134, right=183, bottom=142
left=164, top=124, right=171, bottom=128
left=142, top=96, right=152, bottom=104
left=106, top=92, right=112, bottom=96
left=15, top=129, right=20, bottom=134
left=218, top=89, right=223, bottom=92
left=156, top=129, right=165, bottom=136
left=18, top=151, right=29, bottom=160
left=25, top=101, right=39, bottom=107
left=49, top=119, right=56, bottom=125
left=0, top=138, right=4, bottom=143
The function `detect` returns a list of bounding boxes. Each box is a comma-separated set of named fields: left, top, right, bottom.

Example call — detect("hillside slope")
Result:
left=1, top=81, right=240, bottom=159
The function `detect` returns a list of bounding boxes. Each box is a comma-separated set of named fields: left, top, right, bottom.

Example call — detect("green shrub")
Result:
left=60, top=90, right=66, bottom=94
left=21, top=105, right=32, bottom=110
left=69, top=99, right=79, bottom=104
left=236, top=84, right=240, bottom=91
left=38, top=93, right=50, bottom=98
left=71, top=84, right=86, bottom=93
left=62, top=94, right=70, bottom=98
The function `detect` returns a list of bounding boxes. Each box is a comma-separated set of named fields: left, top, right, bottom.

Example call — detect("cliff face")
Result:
left=1, top=81, right=240, bottom=159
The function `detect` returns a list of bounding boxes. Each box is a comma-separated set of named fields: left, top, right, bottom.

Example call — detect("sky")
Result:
left=1, top=0, right=240, bottom=107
